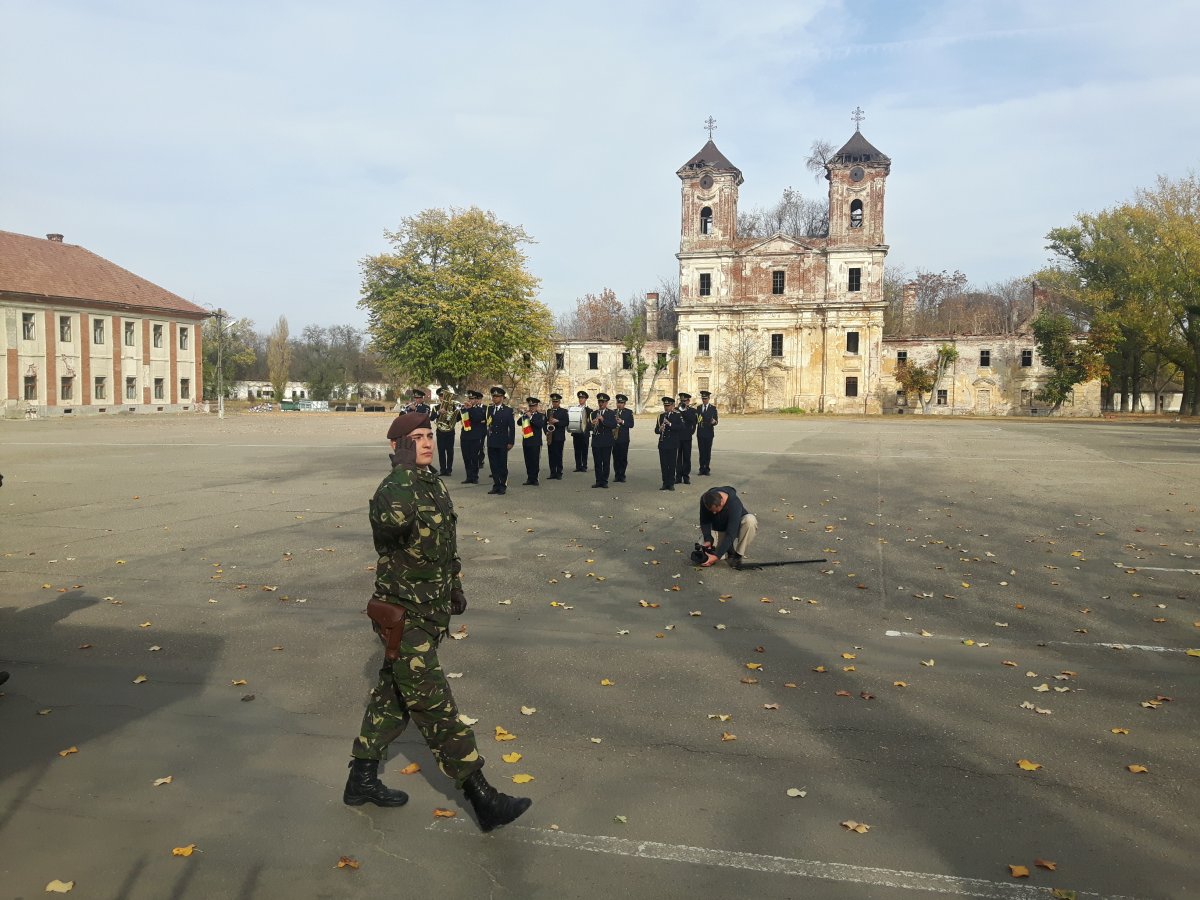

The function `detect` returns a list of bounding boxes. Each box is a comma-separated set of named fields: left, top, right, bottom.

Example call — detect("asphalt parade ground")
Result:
left=2, top=412, right=1198, bottom=900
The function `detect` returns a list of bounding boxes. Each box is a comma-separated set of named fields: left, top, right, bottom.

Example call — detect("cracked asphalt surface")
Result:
left=2, top=412, right=1198, bottom=899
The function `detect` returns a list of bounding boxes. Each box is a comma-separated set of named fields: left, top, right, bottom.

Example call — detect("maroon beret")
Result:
left=387, top=412, right=431, bottom=441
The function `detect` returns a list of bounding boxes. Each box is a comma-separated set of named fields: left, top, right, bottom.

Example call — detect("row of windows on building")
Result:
left=696, top=268, right=863, bottom=298
left=895, top=348, right=1035, bottom=368
left=892, top=388, right=1072, bottom=407
left=553, top=351, right=671, bottom=371
left=20, top=313, right=190, bottom=350
left=22, top=375, right=192, bottom=402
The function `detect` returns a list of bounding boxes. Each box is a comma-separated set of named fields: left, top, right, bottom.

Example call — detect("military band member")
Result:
left=485, top=387, right=515, bottom=495
left=520, top=398, right=546, bottom=486
left=460, top=391, right=487, bottom=484
left=696, top=390, right=719, bottom=476
left=572, top=390, right=593, bottom=472
left=431, top=387, right=459, bottom=476
left=405, top=389, right=431, bottom=415
left=545, top=393, right=570, bottom=479
left=589, top=392, right=619, bottom=489
left=675, top=392, right=698, bottom=484
left=655, top=396, right=685, bottom=491
left=613, top=394, right=634, bottom=483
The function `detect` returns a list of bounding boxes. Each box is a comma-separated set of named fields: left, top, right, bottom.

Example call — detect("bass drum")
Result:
left=567, top=405, right=586, bottom=434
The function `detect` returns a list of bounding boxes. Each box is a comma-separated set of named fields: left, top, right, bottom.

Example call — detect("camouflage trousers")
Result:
left=351, top=627, right=483, bottom=787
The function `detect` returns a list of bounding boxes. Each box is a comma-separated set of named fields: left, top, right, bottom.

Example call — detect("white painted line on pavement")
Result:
left=1115, top=564, right=1200, bottom=575
left=884, top=630, right=1192, bottom=655
left=428, top=820, right=1124, bottom=899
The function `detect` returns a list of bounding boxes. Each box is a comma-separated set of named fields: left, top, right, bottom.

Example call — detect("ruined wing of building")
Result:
left=1, top=230, right=208, bottom=418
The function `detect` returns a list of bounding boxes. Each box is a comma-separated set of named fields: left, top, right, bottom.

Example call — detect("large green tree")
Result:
left=1030, top=312, right=1111, bottom=411
left=359, top=207, right=553, bottom=388
left=1045, top=173, right=1200, bottom=414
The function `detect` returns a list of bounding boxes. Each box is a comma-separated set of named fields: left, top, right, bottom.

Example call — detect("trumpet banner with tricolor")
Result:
left=460, top=409, right=472, bottom=432
left=520, top=416, right=534, bottom=440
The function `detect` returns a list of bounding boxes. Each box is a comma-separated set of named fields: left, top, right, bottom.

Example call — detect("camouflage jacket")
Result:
left=369, top=460, right=461, bottom=637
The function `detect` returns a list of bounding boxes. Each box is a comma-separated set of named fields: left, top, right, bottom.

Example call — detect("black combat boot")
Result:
left=343, top=758, right=409, bottom=807
left=462, top=769, right=531, bottom=832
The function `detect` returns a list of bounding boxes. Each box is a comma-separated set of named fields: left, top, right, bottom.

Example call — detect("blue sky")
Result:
left=3, top=0, right=1197, bottom=330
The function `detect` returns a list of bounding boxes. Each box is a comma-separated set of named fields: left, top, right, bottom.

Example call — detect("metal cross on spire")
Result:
left=851, top=106, right=865, bottom=131
left=704, top=116, right=718, bottom=140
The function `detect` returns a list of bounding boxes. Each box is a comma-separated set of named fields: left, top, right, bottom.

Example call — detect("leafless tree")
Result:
left=738, top=187, right=828, bottom=239
left=556, top=288, right=631, bottom=340
left=805, top=138, right=835, bottom=183
left=721, top=328, right=773, bottom=413
left=655, top=277, right=679, bottom=340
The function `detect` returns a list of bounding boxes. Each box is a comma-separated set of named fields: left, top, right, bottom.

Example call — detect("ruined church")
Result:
left=673, top=128, right=890, bottom=412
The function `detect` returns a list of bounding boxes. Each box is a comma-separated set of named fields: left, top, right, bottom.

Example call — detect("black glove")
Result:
left=450, top=585, right=468, bottom=616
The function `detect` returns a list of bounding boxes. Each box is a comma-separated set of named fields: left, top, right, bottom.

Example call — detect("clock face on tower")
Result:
left=699, top=174, right=714, bottom=190
left=849, top=166, right=865, bottom=183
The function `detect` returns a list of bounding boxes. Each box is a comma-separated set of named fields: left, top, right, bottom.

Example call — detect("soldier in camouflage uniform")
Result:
left=343, top=412, right=532, bottom=832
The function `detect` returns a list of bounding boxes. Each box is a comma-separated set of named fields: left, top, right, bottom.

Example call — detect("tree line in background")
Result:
left=201, top=317, right=392, bottom=401
left=206, top=173, right=1199, bottom=415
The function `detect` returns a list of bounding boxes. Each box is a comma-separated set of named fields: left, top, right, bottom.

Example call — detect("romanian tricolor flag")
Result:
left=460, top=409, right=472, bottom=432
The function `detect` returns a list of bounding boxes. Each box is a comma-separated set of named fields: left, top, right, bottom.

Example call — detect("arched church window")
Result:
left=700, top=206, right=713, bottom=235
left=850, top=199, right=863, bottom=229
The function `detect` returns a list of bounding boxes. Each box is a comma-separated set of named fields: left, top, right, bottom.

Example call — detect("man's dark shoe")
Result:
left=592, top=483, right=606, bottom=488
left=463, top=769, right=531, bottom=832
left=461, top=478, right=474, bottom=484
left=683, top=477, right=691, bottom=484
left=660, top=485, right=674, bottom=491
left=0, top=671, right=9, bottom=687
left=522, top=480, right=536, bottom=485
left=728, top=551, right=744, bottom=570
left=343, top=759, right=409, bottom=807
left=487, top=487, right=501, bottom=494
left=614, top=477, right=625, bottom=482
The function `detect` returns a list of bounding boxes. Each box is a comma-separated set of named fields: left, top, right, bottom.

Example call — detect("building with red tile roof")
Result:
left=1, top=230, right=209, bottom=417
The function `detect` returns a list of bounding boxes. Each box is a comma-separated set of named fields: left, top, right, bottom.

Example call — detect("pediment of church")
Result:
left=744, top=233, right=815, bottom=255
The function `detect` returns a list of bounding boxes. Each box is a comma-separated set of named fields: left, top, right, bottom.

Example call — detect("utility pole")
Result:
left=210, top=308, right=227, bottom=419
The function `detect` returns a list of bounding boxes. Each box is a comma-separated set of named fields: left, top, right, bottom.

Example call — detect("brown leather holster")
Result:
left=367, top=597, right=407, bottom=662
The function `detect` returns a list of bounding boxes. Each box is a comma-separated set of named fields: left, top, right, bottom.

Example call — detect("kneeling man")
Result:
left=698, top=487, right=757, bottom=568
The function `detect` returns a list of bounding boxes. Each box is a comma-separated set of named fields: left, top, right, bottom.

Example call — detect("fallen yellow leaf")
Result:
left=840, top=820, right=870, bottom=834
left=600, top=678, right=615, bottom=686
left=336, top=856, right=359, bottom=869
left=172, top=844, right=196, bottom=857
left=1126, top=764, right=1149, bottom=774
left=231, top=679, right=248, bottom=686
left=399, top=762, right=421, bottom=775
left=720, top=732, right=737, bottom=741
left=1009, top=864, right=1030, bottom=878
left=893, top=681, right=908, bottom=688
left=1111, top=728, right=1130, bottom=735
left=812, top=666, right=827, bottom=673
left=920, top=659, right=935, bottom=667
left=501, top=752, right=522, bottom=764
left=433, top=808, right=457, bottom=818
left=1035, top=859, right=1057, bottom=871
left=520, top=706, right=537, bottom=715
left=1016, top=759, right=1043, bottom=771
left=58, top=746, right=79, bottom=758
left=133, top=675, right=148, bottom=684
left=841, top=653, right=856, bottom=660
left=153, top=776, right=173, bottom=786
left=745, top=663, right=762, bottom=670
left=512, top=773, right=535, bottom=784
left=44, top=880, right=75, bottom=893
left=138, top=622, right=152, bottom=628
left=494, top=726, right=516, bottom=741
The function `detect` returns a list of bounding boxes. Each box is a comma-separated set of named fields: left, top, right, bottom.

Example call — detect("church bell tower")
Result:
left=825, top=119, right=890, bottom=248
left=677, top=136, right=743, bottom=252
